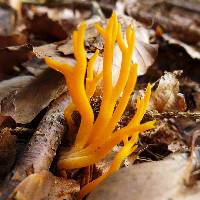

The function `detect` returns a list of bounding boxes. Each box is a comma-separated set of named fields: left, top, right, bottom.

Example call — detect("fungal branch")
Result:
left=45, top=12, right=155, bottom=200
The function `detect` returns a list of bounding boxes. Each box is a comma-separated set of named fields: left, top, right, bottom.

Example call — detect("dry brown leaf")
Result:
left=0, top=45, right=33, bottom=81
left=8, top=0, right=22, bottom=18
left=0, top=68, right=65, bottom=124
left=33, top=41, right=63, bottom=58
left=24, top=5, right=75, bottom=22
left=125, top=0, right=200, bottom=44
left=181, top=78, right=200, bottom=111
left=162, top=34, right=200, bottom=60
left=0, top=34, right=27, bottom=48
left=22, top=58, right=49, bottom=76
left=0, top=116, right=16, bottom=130
left=148, top=71, right=187, bottom=112
left=193, top=92, right=200, bottom=111
left=88, top=153, right=200, bottom=200
left=141, top=111, right=200, bottom=153
left=0, top=128, right=16, bottom=179
left=10, top=170, right=79, bottom=200
left=26, top=14, right=67, bottom=42
left=0, top=75, right=35, bottom=102
left=0, top=4, right=16, bottom=35
left=34, top=14, right=157, bottom=77
left=33, top=14, right=157, bottom=100
left=155, top=41, right=200, bottom=83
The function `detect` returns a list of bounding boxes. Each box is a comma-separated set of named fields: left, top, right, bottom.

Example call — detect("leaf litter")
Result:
left=0, top=0, right=200, bottom=200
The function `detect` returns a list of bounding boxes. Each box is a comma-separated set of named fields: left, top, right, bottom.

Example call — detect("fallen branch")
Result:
left=0, top=93, right=70, bottom=199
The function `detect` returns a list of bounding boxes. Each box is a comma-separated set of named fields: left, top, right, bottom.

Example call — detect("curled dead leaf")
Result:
left=148, top=71, right=187, bottom=112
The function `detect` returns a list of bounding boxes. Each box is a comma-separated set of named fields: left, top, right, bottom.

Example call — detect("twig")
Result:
left=146, top=111, right=200, bottom=121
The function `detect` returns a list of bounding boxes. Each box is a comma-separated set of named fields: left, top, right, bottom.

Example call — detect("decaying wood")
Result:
left=0, top=93, right=70, bottom=199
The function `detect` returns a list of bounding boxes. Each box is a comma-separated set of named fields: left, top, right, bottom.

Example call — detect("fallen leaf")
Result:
left=26, top=13, right=67, bottom=42
left=0, top=68, right=65, bottom=124
left=162, top=34, right=200, bottom=60
left=8, top=0, right=22, bottom=19
left=33, top=40, right=70, bottom=58
left=34, top=14, right=157, bottom=77
left=0, top=45, right=33, bottom=81
left=125, top=0, right=200, bottom=44
left=0, top=75, right=35, bottom=102
left=181, top=78, right=200, bottom=111
left=0, top=128, right=17, bottom=179
left=0, top=34, right=27, bottom=48
left=22, top=57, right=48, bottom=76
left=88, top=153, right=200, bottom=200
left=157, top=42, right=200, bottom=83
left=0, top=116, right=16, bottom=130
left=0, top=4, right=16, bottom=35
left=142, top=111, right=200, bottom=153
left=11, top=170, right=79, bottom=200
left=148, top=71, right=187, bottom=112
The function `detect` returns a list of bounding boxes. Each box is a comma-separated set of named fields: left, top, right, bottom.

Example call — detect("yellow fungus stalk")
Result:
left=45, top=12, right=155, bottom=199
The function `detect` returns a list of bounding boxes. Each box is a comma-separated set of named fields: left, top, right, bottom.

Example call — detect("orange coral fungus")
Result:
left=45, top=12, right=155, bottom=199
